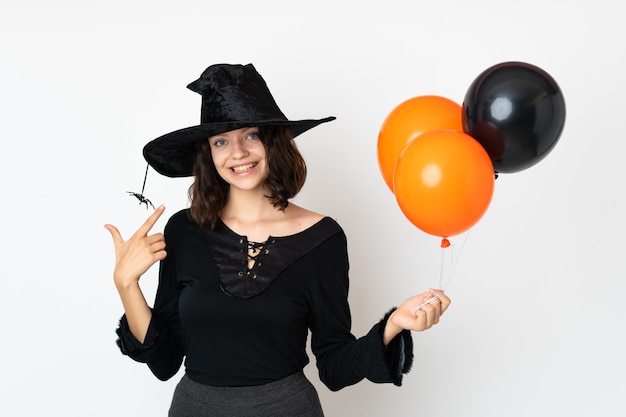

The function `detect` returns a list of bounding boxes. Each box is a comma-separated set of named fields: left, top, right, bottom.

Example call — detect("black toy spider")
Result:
left=127, top=191, right=155, bottom=210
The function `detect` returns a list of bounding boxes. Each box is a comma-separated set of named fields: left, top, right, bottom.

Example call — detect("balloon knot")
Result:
left=441, top=238, right=451, bottom=248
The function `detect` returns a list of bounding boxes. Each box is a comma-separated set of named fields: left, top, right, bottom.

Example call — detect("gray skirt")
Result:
left=168, top=372, right=325, bottom=417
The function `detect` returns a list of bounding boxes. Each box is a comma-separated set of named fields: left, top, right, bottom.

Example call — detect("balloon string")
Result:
left=438, top=230, right=471, bottom=291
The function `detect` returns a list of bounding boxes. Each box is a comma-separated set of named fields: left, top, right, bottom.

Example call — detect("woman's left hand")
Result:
left=383, top=289, right=451, bottom=345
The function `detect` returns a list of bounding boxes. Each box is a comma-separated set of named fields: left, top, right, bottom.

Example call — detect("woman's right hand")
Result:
left=104, top=205, right=167, bottom=290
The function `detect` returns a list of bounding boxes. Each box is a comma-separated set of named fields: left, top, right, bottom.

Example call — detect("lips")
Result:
left=231, top=162, right=257, bottom=173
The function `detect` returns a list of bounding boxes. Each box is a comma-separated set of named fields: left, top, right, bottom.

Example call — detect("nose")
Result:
left=230, top=138, right=250, bottom=158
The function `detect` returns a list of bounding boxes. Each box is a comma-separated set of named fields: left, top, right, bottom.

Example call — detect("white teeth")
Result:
left=232, top=163, right=256, bottom=173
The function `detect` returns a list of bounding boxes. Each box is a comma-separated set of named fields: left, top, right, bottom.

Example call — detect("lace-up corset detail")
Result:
left=204, top=217, right=340, bottom=299
left=245, top=239, right=271, bottom=278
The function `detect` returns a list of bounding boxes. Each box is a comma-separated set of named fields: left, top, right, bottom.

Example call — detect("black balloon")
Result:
left=462, top=62, right=566, bottom=173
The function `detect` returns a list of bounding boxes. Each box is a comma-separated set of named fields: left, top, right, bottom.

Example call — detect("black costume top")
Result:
left=116, top=209, right=413, bottom=391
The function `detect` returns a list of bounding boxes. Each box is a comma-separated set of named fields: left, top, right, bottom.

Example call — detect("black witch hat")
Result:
left=142, top=63, right=335, bottom=178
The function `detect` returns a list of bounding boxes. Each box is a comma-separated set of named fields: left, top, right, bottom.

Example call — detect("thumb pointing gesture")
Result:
left=104, top=223, right=124, bottom=247
left=104, top=205, right=167, bottom=289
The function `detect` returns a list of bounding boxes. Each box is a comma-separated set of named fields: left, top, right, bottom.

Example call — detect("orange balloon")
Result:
left=377, top=95, right=463, bottom=192
left=393, top=130, right=495, bottom=238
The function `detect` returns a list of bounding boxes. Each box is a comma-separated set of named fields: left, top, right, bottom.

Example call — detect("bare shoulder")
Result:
left=280, top=203, right=326, bottom=236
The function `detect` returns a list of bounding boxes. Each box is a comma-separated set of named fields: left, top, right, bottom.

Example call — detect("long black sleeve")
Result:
left=115, top=219, right=185, bottom=381
left=308, top=230, right=413, bottom=391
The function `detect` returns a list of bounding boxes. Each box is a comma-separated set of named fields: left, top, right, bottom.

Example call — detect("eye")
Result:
left=211, top=138, right=227, bottom=147
left=246, top=131, right=260, bottom=141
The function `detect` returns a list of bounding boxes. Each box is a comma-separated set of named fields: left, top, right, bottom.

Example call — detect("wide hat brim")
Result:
left=143, top=117, right=335, bottom=178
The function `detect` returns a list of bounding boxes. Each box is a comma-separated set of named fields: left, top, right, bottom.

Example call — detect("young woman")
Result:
left=105, top=63, right=451, bottom=417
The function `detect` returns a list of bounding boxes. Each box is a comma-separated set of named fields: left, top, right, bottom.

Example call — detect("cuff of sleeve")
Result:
left=115, top=313, right=161, bottom=362
left=379, top=307, right=414, bottom=386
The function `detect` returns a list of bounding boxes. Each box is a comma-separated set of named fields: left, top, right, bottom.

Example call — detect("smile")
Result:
left=231, top=163, right=257, bottom=173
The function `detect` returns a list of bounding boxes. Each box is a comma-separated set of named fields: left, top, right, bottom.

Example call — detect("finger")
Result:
left=432, top=302, right=442, bottom=325
left=424, top=290, right=449, bottom=316
left=104, top=224, right=124, bottom=246
left=428, top=288, right=445, bottom=300
left=438, top=293, right=452, bottom=314
left=150, top=240, right=167, bottom=254
left=421, top=303, right=437, bottom=329
left=133, top=205, right=166, bottom=238
left=154, top=249, right=168, bottom=262
left=413, top=292, right=442, bottom=314
left=145, top=233, right=165, bottom=245
left=413, top=309, right=428, bottom=331
left=427, top=298, right=442, bottom=325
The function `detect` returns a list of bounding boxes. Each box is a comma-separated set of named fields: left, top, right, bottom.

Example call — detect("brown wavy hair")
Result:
left=188, top=126, right=307, bottom=229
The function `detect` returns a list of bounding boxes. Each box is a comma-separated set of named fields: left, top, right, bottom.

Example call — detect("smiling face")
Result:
left=208, top=127, right=269, bottom=192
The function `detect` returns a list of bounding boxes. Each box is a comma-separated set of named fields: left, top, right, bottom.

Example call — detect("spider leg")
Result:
left=127, top=191, right=154, bottom=210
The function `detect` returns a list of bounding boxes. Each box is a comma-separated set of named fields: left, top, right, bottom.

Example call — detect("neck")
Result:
left=221, top=187, right=283, bottom=223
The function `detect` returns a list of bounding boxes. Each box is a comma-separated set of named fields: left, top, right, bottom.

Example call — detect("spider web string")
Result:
left=140, top=163, right=149, bottom=195
left=127, top=163, right=155, bottom=209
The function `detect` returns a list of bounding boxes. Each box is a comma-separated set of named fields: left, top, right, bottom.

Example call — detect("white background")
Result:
left=1, top=1, right=625, bottom=416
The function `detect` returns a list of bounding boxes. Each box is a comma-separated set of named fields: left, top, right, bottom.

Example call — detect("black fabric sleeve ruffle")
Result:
left=314, top=308, right=414, bottom=391
left=115, top=312, right=161, bottom=362
left=115, top=311, right=184, bottom=381
left=349, top=308, right=413, bottom=387
left=378, top=308, right=414, bottom=385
